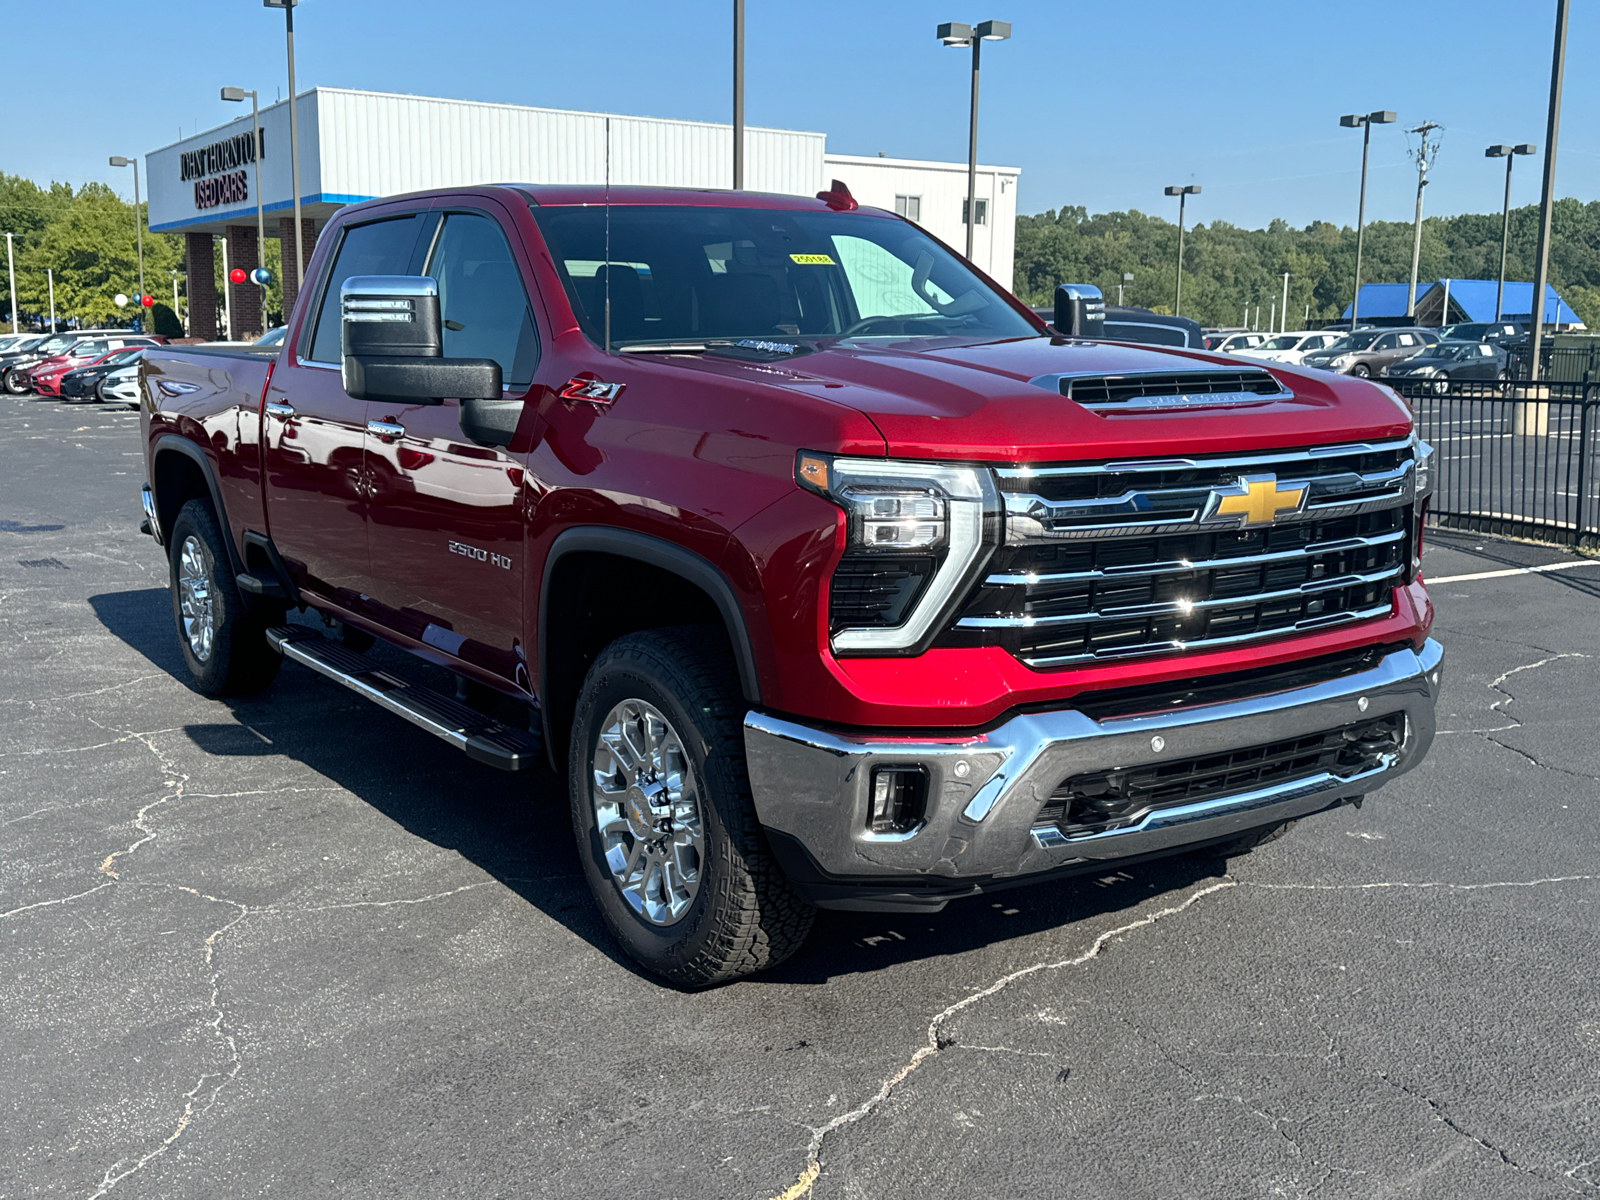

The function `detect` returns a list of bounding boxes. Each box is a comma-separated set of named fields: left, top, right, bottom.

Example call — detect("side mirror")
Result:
left=341, top=275, right=502, bottom=405
left=1053, top=284, right=1106, bottom=339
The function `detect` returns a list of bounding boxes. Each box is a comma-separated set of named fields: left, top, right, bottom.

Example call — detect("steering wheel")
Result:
left=840, top=316, right=907, bottom=337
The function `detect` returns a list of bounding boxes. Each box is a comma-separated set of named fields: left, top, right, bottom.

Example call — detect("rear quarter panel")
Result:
left=142, top=348, right=276, bottom=550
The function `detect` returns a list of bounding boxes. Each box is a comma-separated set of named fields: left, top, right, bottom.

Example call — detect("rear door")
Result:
left=263, top=209, right=434, bottom=603
left=361, top=204, right=538, bottom=691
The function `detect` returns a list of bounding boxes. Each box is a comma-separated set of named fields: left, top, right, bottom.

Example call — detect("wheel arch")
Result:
left=538, top=528, right=762, bottom=772
left=151, top=436, right=244, bottom=576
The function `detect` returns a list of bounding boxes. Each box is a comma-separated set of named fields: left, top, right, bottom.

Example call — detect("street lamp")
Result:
left=733, top=0, right=744, bottom=190
left=264, top=0, right=304, bottom=291
left=221, top=87, right=268, bottom=284
left=1339, top=110, right=1396, bottom=330
left=1485, top=144, right=1536, bottom=323
left=937, top=19, right=1011, bottom=261
left=1163, top=184, right=1200, bottom=317
left=1119, top=271, right=1133, bottom=306
left=108, top=155, right=145, bottom=318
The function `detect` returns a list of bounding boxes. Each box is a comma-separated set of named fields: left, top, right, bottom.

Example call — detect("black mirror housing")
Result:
left=1053, top=284, right=1107, bottom=339
left=339, top=274, right=504, bottom=405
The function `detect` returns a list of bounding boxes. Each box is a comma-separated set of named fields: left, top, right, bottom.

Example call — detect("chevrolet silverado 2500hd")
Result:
left=138, top=183, right=1442, bottom=987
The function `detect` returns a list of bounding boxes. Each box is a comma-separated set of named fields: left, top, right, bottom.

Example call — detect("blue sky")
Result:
left=7, top=0, right=1596, bottom=230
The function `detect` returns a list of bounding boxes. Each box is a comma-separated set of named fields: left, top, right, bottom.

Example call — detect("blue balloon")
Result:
left=250, top=267, right=272, bottom=286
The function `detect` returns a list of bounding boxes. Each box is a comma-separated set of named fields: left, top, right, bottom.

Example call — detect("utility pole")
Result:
left=1528, top=0, right=1569, bottom=382
left=1405, top=121, right=1442, bottom=318
left=732, top=0, right=744, bottom=189
left=5, top=232, right=16, bottom=332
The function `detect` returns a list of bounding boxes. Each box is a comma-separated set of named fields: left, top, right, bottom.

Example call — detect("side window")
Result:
left=425, top=212, right=540, bottom=385
left=1397, top=333, right=1416, bottom=347
left=1375, top=334, right=1398, bottom=351
left=307, top=214, right=428, bottom=364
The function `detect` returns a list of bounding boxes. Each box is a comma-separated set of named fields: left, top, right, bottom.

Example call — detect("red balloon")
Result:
left=229, top=267, right=247, bottom=284
left=140, top=294, right=155, bottom=308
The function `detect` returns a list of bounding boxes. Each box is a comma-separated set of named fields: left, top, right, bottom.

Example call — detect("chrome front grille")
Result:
left=937, top=439, right=1416, bottom=669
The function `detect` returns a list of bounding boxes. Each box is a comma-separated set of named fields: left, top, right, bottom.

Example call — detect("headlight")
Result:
left=797, top=452, right=1000, bottom=654
left=1410, top=431, right=1435, bottom=500
left=1331, top=355, right=1354, bottom=368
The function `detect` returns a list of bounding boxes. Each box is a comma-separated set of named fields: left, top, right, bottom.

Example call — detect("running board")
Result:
left=266, top=626, right=542, bottom=772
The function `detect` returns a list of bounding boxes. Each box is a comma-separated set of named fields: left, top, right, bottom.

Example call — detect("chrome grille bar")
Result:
left=997, top=437, right=1411, bottom=481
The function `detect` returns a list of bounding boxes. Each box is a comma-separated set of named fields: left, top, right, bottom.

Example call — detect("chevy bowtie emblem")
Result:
left=1202, top=473, right=1308, bottom=528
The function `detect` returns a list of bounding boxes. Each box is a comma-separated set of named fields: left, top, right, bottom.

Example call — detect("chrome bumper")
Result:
left=744, top=640, right=1443, bottom=898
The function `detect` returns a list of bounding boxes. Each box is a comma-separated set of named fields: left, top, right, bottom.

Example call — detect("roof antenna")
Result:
left=604, top=116, right=612, bottom=356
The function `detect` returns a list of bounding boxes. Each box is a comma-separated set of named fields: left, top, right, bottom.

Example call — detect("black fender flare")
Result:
left=538, top=526, right=764, bottom=729
left=150, top=435, right=245, bottom=578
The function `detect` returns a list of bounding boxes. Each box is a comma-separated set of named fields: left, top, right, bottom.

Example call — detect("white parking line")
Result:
left=1428, top=559, right=1600, bottom=584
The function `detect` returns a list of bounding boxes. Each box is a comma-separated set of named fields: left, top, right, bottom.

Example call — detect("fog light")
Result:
left=868, top=766, right=928, bottom=836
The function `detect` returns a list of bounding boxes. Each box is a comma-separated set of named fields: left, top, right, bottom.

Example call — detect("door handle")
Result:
left=265, top=401, right=295, bottom=418
left=367, top=418, right=406, bottom=443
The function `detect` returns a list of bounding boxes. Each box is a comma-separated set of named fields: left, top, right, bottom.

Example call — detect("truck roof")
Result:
left=342, top=183, right=886, bottom=213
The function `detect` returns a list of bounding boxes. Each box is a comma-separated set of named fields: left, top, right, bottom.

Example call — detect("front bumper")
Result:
left=744, top=639, right=1443, bottom=910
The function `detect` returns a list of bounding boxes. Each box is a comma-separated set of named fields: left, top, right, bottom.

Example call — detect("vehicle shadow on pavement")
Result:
left=91, top=586, right=1232, bottom=987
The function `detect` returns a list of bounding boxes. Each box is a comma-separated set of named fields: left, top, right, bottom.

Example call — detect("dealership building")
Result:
left=145, top=87, right=1019, bottom=339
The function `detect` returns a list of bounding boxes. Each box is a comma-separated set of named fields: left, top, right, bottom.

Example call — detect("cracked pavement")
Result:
left=3, top=395, right=1599, bottom=1198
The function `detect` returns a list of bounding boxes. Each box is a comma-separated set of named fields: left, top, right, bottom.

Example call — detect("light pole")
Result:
left=1280, top=272, right=1291, bottom=332
left=1528, top=0, right=1569, bottom=381
left=108, top=155, right=145, bottom=314
left=47, top=268, right=56, bottom=333
left=171, top=268, right=183, bottom=334
left=1119, top=271, right=1133, bottom=306
left=1339, top=110, right=1396, bottom=330
left=265, top=0, right=305, bottom=291
left=1163, top=184, right=1200, bottom=317
left=5, top=232, right=16, bottom=332
left=938, top=19, right=1011, bottom=261
left=1486, top=144, right=1536, bottom=322
left=732, top=0, right=744, bottom=189
left=221, top=87, right=268, bottom=279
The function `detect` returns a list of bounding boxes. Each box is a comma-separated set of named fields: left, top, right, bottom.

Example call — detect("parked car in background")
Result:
left=254, top=326, right=287, bottom=347
left=15, top=335, right=162, bottom=396
left=1204, top=331, right=1269, bottom=354
left=1382, top=339, right=1509, bottom=392
left=0, top=333, right=41, bottom=355
left=1439, top=321, right=1524, bottom=344
left=99, top=361, right=142, bottom=407
left=0, top=334, right=59, bottom=385
left=60, top=348, right=146, bottom=403
left=1028, top=304, right=1207, bottom=349
left=1301, top=327, right=1439, bottom=377
left=1234, top=330, right=1345, bottom=365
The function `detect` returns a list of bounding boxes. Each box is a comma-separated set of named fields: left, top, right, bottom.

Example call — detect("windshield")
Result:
left=1260, top=335, right=1300, bottom=350
left=1322, top=331, right=1382, bottom=354
left=1440, top=323, right=1488, bottom=341
left=253, top=327, right=286, bottom=346
left=39, top=334, right=93, bottom=355
left=103, top=348, right=143, bottom=365
left=529, top=204, right=1036, bottom=347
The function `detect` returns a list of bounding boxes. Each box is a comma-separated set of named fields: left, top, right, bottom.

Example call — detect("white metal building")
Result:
left=144, top=87, right=1018, bottom=338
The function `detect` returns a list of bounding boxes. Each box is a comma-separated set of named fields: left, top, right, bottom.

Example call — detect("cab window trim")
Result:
left=297, top=209, right=432, bottom=368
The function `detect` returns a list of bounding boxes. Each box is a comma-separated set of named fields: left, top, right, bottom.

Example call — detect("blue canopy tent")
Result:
left=1341, top=280, right=1583, bottom=328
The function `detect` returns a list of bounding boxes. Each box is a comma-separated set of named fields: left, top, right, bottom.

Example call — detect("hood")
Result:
left=653, top=335, right=1411, bottom=461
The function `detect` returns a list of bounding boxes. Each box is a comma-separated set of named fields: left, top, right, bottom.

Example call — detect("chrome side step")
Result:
left=266, top=626, right=542, bottom=772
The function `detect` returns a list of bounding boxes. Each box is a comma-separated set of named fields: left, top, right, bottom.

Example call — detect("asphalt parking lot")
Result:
left=3, top=394, right=1599, bottom=1200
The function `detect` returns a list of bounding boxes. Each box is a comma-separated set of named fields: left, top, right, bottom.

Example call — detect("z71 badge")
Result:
left=449, top=540, right=512, bottom=570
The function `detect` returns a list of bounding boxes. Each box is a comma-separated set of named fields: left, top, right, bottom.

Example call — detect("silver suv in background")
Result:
left=1300, top=327, right=1439, bottom=377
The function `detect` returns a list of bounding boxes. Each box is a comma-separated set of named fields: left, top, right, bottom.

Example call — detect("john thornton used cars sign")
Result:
left=181, top=130, right=263, bottom=211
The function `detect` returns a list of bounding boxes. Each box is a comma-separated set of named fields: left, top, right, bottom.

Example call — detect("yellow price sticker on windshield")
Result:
left=790, top=253, right=836, bottom=265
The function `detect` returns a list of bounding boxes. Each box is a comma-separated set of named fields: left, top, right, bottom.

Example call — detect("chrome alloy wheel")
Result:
left=177, top=534, right=216, bottom=662
left=591, top=699, right=705, bottom=926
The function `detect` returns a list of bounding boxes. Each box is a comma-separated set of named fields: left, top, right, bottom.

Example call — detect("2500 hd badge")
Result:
left=449, top=539, right=512, bottom=570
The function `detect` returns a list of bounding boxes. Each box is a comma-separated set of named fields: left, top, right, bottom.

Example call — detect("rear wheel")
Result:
left=569, top=627, right=814, bottom=988
left=167, top=499, right=283, bottom=696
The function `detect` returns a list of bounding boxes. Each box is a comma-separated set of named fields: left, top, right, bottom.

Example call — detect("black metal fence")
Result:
left=1388, top=376, right=1599, bottom=551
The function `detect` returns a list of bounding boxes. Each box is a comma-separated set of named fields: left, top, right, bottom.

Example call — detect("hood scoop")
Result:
left=1032, top=366, right=1292, bottom=413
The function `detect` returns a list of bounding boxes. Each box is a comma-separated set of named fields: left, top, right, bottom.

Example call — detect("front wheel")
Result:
left=4, top=369, right=31, bottom=394
left=1350, top=363, right=1371, bottom=378
left=569, top=628, right=814, bottom=988
left=167, top=499, right=283, bottom=696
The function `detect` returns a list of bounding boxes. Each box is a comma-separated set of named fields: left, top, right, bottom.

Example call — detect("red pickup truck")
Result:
left=138, top=183, right=1442, bottom=987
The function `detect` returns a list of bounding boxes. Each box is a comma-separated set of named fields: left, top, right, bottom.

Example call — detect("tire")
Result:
left=166, top=498, right=283, bottom=696
left=569, top=627, right=815, bottom=988
left=5, top=368, right=32, bottom=394
left=1196, top=818, right=1299, bottom=859
left=1350, top=363, right=1371, bottom=378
